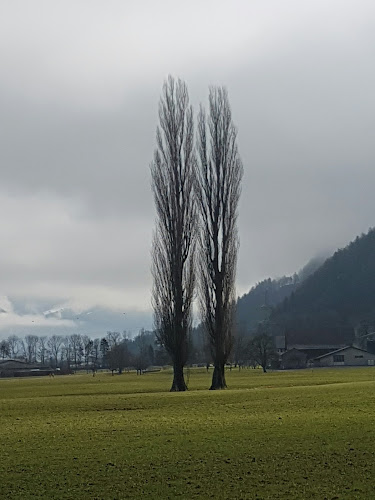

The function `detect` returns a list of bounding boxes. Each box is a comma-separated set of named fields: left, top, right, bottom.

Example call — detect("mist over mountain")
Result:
left=236, top=254, right=328, bottom=334
left=0, top=298, right=153, bottom=341
left=2, top=226, right=375, bottom=347
left=271, top=228, right=375, bottom=345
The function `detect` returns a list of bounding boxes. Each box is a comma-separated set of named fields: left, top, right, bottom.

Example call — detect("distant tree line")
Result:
left=0, top=330, right=168, bottom=373
left=0, top=328, right=279, bottom=374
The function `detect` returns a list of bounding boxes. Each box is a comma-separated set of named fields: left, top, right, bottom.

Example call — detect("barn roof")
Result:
left=314, top=345, right=371, bottom=360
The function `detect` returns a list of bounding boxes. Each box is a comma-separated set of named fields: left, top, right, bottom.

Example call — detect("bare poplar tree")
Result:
left=7, top=335, right=20, bottom=358
left=69, top=334, right=83, bottom=368
left=0, top=340, right=10, bottom=359
left=196, top=87, right=243, bottom=390
left=151, top=76, right=197, bottom=391
left=38, top=336, right=47, bottom=364
left=47, top=335, right=64, bottom=368
left=24, top=335, right=39, bottom=363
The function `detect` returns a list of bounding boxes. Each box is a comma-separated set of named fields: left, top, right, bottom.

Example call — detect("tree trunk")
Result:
left=262, top=365, right=267, bottom=373
left=210, top=363, right=227, bottom=390
left=170, top=362, right=187, bottom=392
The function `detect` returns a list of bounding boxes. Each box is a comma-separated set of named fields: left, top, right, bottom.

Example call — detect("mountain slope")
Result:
left=272, top=228, right=375, bottom=344
left=236, top=255, right=326, bottom=334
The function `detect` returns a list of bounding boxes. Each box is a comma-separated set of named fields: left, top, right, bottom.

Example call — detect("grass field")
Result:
left=1, top=367, right=375, bottom=499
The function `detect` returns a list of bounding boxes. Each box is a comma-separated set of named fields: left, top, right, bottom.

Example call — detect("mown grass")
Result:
left=1, top=367, right=375, bottom=499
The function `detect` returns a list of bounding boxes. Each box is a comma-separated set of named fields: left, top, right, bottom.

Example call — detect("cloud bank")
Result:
left=1, top=1, right=374, bottom=333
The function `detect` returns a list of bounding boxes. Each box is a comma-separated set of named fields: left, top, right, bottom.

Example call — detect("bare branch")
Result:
left=196, top=86, right=243, bottom=390
left=151, top=76, right=197, bottom=391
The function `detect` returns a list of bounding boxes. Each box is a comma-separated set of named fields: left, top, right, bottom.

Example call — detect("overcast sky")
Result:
left=1, top=0, right=374, bottom=336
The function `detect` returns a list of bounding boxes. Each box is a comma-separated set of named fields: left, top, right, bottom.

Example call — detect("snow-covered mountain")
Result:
left=0, top=296, right=153, bottom=340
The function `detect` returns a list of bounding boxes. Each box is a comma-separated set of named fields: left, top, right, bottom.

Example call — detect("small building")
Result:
left=366, top=339, right=375, bottom=354
left=275, top=336, right=287, bottom=354
left=279, top=344, right=345, bottom=370
left=279, top=348, right=308, bottom=369
left=288, top=344, right=346, bottom=359
left=314, top=346, right=375, bottom=367
left=0, top=359, right=54, bottom=377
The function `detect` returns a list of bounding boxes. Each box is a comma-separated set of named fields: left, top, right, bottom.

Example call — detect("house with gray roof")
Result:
left=0, top=359, right=54, bottom=377
left=313, top=346, right=375, bottom=367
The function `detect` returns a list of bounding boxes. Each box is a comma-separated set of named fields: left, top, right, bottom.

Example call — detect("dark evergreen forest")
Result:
left=236, top=256, right=326, bottom=334
left=271, top=228, right=375, bottom=344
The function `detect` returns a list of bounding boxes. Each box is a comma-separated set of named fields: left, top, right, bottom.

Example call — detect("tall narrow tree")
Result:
left=151, top=76, right=197, bottom=391
left=196, top=87, right=243, bottom=390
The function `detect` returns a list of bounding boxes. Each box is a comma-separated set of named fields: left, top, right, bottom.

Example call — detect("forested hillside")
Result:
left=272, top=228, right=375, bottom=344
left=236, top=256, right=326, bottom=334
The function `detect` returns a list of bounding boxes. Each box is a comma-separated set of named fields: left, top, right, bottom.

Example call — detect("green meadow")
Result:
left=1, top=368, right=375, bottom=499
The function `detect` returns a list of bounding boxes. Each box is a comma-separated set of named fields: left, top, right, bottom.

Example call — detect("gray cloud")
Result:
left=1, top=0, right=375, bottom=331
